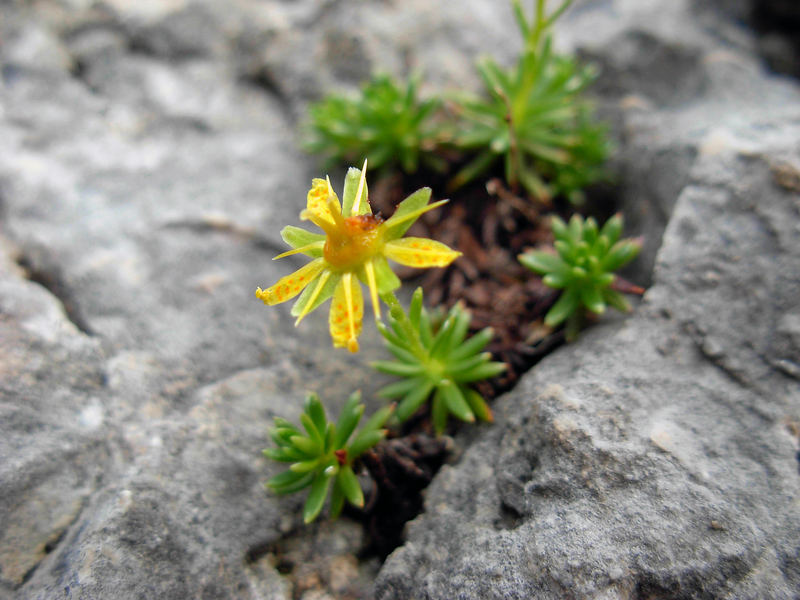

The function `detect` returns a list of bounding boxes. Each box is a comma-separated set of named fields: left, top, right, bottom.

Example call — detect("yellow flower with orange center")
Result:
left=256, top=162, right=460, bottom=352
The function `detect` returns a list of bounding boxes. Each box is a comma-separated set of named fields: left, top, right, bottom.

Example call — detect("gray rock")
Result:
left=376, top=2, right=800, bottom=599
left=2, top=0, right=799, bottom=598
left=0, top=1, right=391, bottom=597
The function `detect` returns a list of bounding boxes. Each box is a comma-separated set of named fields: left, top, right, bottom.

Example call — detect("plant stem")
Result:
left=380, top=291, right=427, bottom=359
left=532, top=0, right=546, bottom=49
left=545, top=0, right=574, bottom=29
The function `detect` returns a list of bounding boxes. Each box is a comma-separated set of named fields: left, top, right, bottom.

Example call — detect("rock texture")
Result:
left=1, top=0, right=799, bottom=599
left=376, top=2, right=800, bottom=599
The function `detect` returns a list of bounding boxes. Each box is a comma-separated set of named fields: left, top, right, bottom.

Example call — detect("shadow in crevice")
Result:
left=15, top=247, right=95, bottom=336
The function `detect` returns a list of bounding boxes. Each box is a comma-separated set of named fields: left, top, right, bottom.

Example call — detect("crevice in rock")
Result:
left=493, top=500, right=524, bottom=531
left=359, top=433, right=451, bottom=559
left=682, top=322, right=767, bottom=398
left=15, top=251, right=94, bottom=337
left=240, top=68, right=295, bottom=116
left=67, top=56, right=89, bottom=87
left=158, top=217, right=298, bottom=260
left=581, top=30, right=708, bottom=108
left=159, top=216, right=257, bottom=241
left=751, top=2, right=800, bottom=78
left=16, top=494, right=91, bottom=589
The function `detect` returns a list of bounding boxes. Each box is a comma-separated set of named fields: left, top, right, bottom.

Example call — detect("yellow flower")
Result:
left=256, top=161, right=460, bottom=352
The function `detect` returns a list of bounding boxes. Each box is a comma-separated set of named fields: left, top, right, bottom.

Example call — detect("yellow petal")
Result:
left=329, top=272, right=363, bottom=353
left=256, top=258, right=325, bottom=305
left=383, top=238, right=461, bottom=268
left=294, top=270, right=332, bottom=325
left=301, top=178, right=339, bottom=230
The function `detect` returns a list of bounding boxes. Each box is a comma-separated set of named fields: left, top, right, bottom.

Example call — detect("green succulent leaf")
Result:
left=371, top=360, right=426, bottom=378
left=522, top=213, right=643, bottom=337
left=431, top=389, right=449, bottom=436
left=579, top=285, right=606, bottom=315
left=289, top=435, right=319, bottom=457
left=378, top=376, right=425, bottom=400
left=267, top=469, right=312, bottom=492
left=448, top=0, right=609, bottom=203
left=449, top=327, right=494, bottom=362
left=464, top=388, right=493, bottom=423
left=348, top=429, right=387, bottom=459
left=600, top=213, right=623, bottom=244
left=337, top=464, right=365, bottom=507
left=439, top=381, right=475, bottom=423
left=451, top=361, right=508, bottom=383
left=303, top=73, right=443, bottom=175
left=396, top=380, right=436, bottom=422
left=263, top=392, right=388, bottom=523
left=518, top=251, right=567, bottom=275
left=333, top=392, right=363, bottom=450
left=374, top=288, right=505, bottom=434
left=602, top=240, right=641, bottom=272
left=329, top=480, right=345, bottom=520
left=544, top=286, right=580, bottom=327
left=303, top=473, right=332, bottom=524
left=263, top=446, right=305, bottom=463
left=603, top=287, right=632, bottom=313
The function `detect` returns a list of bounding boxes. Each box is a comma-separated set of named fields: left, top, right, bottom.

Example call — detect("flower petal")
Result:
left=384, top=238, right=461, bottom=268
left=301, top=178, right=339, bottom=229
left=382, top=187, right=447, bottom=240
left=256, top=258, right=325, bottom=305
left=292, top=270, right=335, bottom=324
left=330, top=272, right=363, bottom=353
left=341, top=160, right=371, bottom=218
left=280, top=225, right=325, bottom=254
left=371, top=256, right=401, bottom=293
left=291, top=273, right=338, bottom=317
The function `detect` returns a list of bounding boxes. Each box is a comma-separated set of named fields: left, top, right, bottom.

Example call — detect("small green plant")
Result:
left=257, top=164, right=507, bottom=524
left=264, top=392, right=393, bottom=523
left=449, top=0, right=609, bottom=204
left=303, top=73, right=445, bottom=175
left=519, top=213, right=641, bottom=339
left=372, top=288, right=506, bottom=434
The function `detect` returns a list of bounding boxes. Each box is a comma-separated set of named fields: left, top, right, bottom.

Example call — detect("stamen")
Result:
left=353, top=159, right=368, bottom=216
left=364, top=259, right=380, bottom=322
left=295, top=270, right=331, bottom=325
left=343, top=272, right=358, bottom=351
left=387, top=199, right=449, bottom=229
left=273, top=241, right=325, bottom=260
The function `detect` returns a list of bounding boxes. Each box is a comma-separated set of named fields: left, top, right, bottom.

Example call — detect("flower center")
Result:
left=324, top=215, right=384, bottom=269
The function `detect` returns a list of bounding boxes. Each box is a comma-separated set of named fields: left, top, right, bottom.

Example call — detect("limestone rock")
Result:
left=2, top=0, right=799, bottom=598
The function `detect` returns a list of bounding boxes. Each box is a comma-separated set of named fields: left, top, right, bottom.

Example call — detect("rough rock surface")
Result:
left=376, top=2, right=800, bottom=599
left=1, top=1, right=799, bottom=600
